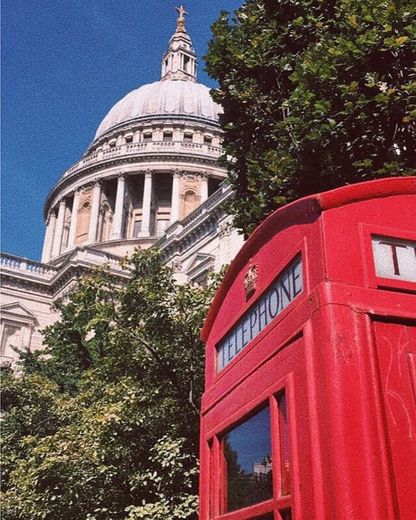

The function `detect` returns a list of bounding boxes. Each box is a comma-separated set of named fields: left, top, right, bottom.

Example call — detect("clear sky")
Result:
left=1, top=0, right=241, bottom=261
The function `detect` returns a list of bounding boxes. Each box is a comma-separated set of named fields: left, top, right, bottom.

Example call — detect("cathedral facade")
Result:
left=0, top=9, right=243, bottom=366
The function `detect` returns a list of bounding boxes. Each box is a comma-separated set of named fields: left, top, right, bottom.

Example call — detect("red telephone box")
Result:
left=199, top=177, right=416, bottom=520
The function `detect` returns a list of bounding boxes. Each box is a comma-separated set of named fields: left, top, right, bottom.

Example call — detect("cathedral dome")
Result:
left=42, top=7, right=228, bottom=265
left=95, top=79, right=222, bottom=140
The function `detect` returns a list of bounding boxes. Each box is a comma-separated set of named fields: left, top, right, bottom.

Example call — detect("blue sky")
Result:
left=1, top=0, right=241, bottom=260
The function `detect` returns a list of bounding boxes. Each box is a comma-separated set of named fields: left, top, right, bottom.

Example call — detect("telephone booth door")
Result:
left=202, top=335, right=312, bottom=520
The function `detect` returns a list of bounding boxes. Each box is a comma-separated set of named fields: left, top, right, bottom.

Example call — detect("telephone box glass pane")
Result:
left=223, top=405, right=273, bottom=512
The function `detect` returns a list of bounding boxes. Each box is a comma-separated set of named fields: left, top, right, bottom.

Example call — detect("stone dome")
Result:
left=94, top=79, right=222, bottom=140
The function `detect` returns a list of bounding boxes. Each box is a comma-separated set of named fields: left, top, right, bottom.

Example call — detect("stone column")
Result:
left=111, top=174, right=126, bottom=240
left=67, top=190, right=80, bottom=249
left=51, top=199, right=66, bottom=258
left=0, top=322, right=4, bottom=354
left=200, top=173, right=209, bottom=203
left=140, top=170, right=153, bottom=236
left=170, top=170, right=181, bottom=224
left=88, top=182, right=102, bottom=244
left=41, top=210, right=57, bottom=263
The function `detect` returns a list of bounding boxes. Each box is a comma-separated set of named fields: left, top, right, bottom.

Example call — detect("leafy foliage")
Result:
left=1, top=250, right=220, bottom=520
left=206, top=0, right=416, bottom=234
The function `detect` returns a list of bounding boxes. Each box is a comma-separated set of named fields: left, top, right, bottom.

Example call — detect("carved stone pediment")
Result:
left=0, top=302, right=38, bottom=325
left=186, top=253, right=215, bottom=279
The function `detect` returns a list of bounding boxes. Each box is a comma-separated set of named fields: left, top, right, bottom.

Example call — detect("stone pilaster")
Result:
left=41, top=210, right=57, bottom=263
left=67, top=190, right=80, bottom=249
left=51, top=199, right=66, bottom=258
left=111, top=173, right=126, bottom=240
left=140, top=171, right=153, bottom=236
left=170, top=170, right=181, bottom=224
left=87, top=182, right=102, bottom=244
left=200, top=173, right=209, bottom=202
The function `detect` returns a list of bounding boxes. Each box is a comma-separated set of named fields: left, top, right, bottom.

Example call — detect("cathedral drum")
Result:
left=199, top=177, right=416, bottom=520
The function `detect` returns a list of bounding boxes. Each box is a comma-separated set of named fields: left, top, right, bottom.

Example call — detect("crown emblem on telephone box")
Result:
left=244, top=264, right=258, bottom=300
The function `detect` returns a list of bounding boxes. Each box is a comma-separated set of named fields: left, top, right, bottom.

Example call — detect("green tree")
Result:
left=206, top=0, right=416, bottom=235
left=1, top=250, right=220, bottom=520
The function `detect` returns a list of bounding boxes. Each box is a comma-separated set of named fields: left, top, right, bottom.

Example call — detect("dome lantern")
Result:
left=161, top=5, right=197, bottom=82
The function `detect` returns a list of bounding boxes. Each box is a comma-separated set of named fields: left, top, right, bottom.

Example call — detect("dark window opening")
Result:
left=163, top=131, right=173, bottom=142
left=183, top=55, right=190, bottom=73
left=204, top=135, right=213, bottom=144
left=156, top=174, right=172, bottom=205
left=143, top=132, right=152, bottom=143
left=184, top=133, right=193, bottom=143
left=191, top=271, right=210, bottom=287
left=208, top=178, right=221, bottom=197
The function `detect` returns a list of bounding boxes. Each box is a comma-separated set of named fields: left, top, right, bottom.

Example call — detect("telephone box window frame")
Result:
left=208, top=375, right=295, bottom=520
left=360, top=223, right=416, bottom=294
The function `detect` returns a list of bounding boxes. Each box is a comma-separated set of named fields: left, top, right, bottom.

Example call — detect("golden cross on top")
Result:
left=175, top=5, right=188, bottom=31
left=176, top=5, right=187, bottom=21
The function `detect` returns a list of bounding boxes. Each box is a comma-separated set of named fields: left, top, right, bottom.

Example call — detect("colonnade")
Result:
left=41, top=170, right=210, bottom=263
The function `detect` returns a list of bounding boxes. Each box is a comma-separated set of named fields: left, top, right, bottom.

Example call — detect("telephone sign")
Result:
left=217, top=256, right=302, bottom=370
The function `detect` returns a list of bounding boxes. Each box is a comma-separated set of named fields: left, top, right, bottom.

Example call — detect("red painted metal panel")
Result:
left=200, top=336, right=314, bottom=519
left=321, top=195, right=416, bottom=289
left=373, top=321, right=416, bottom=519
left=307, top=306, right=395, bottom=519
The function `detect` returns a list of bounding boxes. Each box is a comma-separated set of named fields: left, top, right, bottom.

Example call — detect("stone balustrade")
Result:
left=63, top=140, right=223, bottom=179
left=0, top=253, right=58, bottom=278
left=1, top=249, right=128, bottom=288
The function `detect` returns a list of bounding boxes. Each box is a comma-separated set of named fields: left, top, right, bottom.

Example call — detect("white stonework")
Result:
left=0, top=9, right=244, bottom=362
